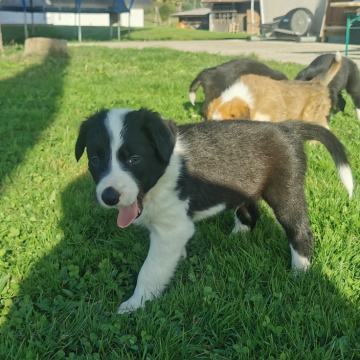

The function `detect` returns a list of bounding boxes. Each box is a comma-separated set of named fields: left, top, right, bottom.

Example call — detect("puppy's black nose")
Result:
left=101, top=187, right=120, bottom=206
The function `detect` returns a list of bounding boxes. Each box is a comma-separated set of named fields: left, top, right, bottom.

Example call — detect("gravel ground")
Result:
left=71, top=39, right=360, bottom=66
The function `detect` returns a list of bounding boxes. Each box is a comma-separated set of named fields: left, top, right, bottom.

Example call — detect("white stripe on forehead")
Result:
left=105, top=109, right=131, bottom=148
left=105, top=109, right=131, bottom=181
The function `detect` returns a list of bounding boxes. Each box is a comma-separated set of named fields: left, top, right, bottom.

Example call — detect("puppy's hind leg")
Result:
left=264, top=184, right=312, bottom=272
left=337, top=93, right=346, bottom=113
left=346, top=62, right=360, bottom=120
left=232, top=202, right=259, bottom=234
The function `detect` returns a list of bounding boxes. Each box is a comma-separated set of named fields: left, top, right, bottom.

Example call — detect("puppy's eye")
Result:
left=126, top=155, right=141, bottom=166
left=89, top=155, right=100, bottom=167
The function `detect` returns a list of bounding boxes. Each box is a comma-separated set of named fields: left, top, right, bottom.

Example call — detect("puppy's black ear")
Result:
left=75, top=121, right=88, bottom=162
left=140, top=109, right=177, bottom=164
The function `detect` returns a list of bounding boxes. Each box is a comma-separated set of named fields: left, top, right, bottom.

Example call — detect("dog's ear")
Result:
left=140, top=109, right=177, bottom=164
left=75, top=121, right=88, bottom=162
left=75, top=109, right=109, bottom=161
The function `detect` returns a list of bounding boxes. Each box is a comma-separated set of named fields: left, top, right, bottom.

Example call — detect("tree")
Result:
left=153, top=0, right=180, bottom=25
left=154, top=3, right=161, bottom=25
left=159, top=3, right=176, bottom=22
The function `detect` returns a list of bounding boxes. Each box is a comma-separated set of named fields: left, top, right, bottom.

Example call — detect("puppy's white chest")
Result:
left=135, top=191, right=190, bottom=230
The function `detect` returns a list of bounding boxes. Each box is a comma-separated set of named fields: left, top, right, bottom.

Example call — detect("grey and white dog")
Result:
left=75, top=108, right=353, bottom=313
left=296, top=53, right=360, bottom=119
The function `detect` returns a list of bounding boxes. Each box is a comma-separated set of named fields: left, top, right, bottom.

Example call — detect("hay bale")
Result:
left=24, top=37, right=68, bottom=57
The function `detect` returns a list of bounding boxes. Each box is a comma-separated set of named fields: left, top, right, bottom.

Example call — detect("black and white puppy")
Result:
left=75, top=108, right=353, bottom=314
left=295, top=53, right=360, bottom=120
left=189, top=58, right=288, bottom=118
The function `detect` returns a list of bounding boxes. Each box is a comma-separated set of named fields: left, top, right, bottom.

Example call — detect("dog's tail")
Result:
left=189, top=72, right=204, bottom=106
left=283, top=121, right=354, bottom=198
left=314, top=52, right=342, bottom=86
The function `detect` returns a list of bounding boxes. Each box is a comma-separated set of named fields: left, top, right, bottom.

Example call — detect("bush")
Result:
left=159, top=3, right=176, bottom=22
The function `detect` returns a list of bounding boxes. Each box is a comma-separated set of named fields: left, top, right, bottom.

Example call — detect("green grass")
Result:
left=123, top=26, right=247, bottom=41
left=2, top=24, right=247, bottom=44
left=0, top=46, right=359, bottom=359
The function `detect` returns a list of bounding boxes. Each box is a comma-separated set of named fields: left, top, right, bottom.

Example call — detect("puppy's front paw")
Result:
left=290, top=245, right=310, bottom=273
left=180, top=246, right=187, bottom=259
left=117, top=295, right=144, bottom=314
left=231, top=221, right=250, bottom=234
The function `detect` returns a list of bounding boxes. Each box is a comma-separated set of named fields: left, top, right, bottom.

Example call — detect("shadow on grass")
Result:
left=0, top=174, right=146, bottom=358
left=0, top=53, right=69, bottom=189
left=183, top=100, right=204, bottom=117
left=0, top=172, right=359, bottom=358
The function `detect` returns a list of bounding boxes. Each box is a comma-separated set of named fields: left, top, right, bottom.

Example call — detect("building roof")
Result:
left=0, top=0, right=133, bottom=13
left=172, top=8, right=211, bottom=17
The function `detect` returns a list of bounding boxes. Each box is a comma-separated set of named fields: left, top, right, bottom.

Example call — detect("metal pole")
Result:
left=0, top=24, right=4, bottom=53
left=117, top=13, right=121, bottom=40
left=110, top=14, right=113, bottom=39
left=30, top=0, right=34, bottom=35
left=345, top=15, right=351, bottom=56
left=209, top=12, right=214, bottom=32
left=78, top=12, right=82, bottom=42
left=23, top=8, right=28, bottom=39
left=250, top=0, right=254, bottom=34
left=128, top=10, right=131, bottom=36
left=259, top=0, right=264, bottom=25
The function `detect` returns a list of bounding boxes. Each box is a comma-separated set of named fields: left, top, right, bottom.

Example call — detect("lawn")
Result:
left=1, top=25, right=248, bottom=44
left=0, top=46, right=359, bottom=359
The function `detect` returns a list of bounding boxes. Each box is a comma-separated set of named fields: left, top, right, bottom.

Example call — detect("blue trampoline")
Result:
left=0, top=0, right=136, bottom=41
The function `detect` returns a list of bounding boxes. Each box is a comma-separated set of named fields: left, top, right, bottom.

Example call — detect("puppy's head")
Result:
left=75, top=108, right=177, bottom=227
left=207, top=98, right=250, bottom=121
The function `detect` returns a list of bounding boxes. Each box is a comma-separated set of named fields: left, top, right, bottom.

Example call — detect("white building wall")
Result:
left=120, top=9, right=144, bottom=28
left=47, top=13, right=110, bottom=26
left=0, top=10, right=144, bottom=27
left=0, top=11, right=46, bottom=24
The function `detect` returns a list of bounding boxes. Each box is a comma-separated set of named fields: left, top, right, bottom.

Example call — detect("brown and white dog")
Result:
left=207, top=53, right=342, bottom=128
left=189, top=58, right=287, bottom=118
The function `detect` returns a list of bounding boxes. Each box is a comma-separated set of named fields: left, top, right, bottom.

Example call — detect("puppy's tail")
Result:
left=315, top=52, right=342, bottom=86
left=283, top=122, right=354, bottom=198
left=189, top=72, right=204, bottom=106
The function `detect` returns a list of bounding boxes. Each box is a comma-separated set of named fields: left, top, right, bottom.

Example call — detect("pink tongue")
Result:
left=117, top=201, right=139, bottom=228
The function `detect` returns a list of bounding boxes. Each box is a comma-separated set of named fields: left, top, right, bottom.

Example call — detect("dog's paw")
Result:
left=180, top=246, right=187, bottom=259
left=231, top=222, right=250, bottom=235
left=290, top=245, right=310, bottom=273
left=117, top=296, right=144, bottom=314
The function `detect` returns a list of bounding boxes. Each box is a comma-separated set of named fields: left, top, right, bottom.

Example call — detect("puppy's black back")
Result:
left=178, top=121, right=303, bottom=199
